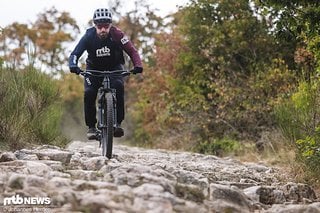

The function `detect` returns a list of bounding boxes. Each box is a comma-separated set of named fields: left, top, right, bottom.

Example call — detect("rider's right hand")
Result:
left=69, top=66, right=82, bottom=75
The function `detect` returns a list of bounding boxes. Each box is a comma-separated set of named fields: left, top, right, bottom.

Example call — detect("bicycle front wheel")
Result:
left=101, top=92, right=114, bottom=159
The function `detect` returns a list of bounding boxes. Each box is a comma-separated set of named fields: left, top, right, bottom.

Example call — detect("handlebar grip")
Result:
left=122, top=71, right=131, bottom=77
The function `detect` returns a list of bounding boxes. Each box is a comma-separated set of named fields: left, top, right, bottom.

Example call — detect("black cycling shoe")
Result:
left=114, top=124, right=124, bottom=137
left=87, top=127, right=100, bottom=140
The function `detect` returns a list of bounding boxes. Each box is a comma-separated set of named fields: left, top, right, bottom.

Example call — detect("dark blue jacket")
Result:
left=69, top=26, right=142, bottom=70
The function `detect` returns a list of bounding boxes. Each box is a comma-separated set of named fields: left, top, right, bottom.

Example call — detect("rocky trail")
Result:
left=0, top=141, right=319, bottom=212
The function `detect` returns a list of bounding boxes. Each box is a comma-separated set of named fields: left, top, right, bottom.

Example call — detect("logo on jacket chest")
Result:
left=96, top=46, right=111, bottom=57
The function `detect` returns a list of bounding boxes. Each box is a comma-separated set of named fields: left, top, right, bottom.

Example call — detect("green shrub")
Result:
left=275, top=82, right=320, bottom=142
left=275, top=81, right=320, bottom=179
left=296, top=130, right=320, bottom=178
left=0, top=67, right=68, bottom=150
left=194, top=137, right=241, bottom=157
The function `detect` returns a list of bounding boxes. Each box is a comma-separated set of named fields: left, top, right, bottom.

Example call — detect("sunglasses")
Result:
left=96, top=23, right=111, bottom=29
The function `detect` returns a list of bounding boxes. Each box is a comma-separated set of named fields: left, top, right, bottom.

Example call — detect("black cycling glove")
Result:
left=131, top=67, right=143, bottom=74
left=69, top=66, right=82, bottom=75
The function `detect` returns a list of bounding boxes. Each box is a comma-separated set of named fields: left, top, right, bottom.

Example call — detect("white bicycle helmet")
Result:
left=93, top=8, right=112, bottom=24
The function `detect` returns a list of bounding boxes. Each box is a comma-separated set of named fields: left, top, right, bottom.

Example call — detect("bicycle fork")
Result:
left=97, top=89, right=104, bottom=146
left=111, top=89, right=117, bottom=128
left=97, top=89, right=104, bottom=130
left=97, top=89, right=117, bottom=130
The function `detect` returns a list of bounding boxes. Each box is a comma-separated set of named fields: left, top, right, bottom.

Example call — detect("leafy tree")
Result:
left=128, top=0, right=296, bottom=149
left=257, top=0, right=320, bottom=180
left=0, top=7, right=79, bottom=73
left=257, top=0, right=320, bottom=40
left=0, top=23, right=34, bottom=69
left=173, top=0, right=287, bottom=140
left=32, top=7, right=79, bottom=73
left=257, top=0, right=320, bottom=78
left=127, top=28, right=189, bottom=146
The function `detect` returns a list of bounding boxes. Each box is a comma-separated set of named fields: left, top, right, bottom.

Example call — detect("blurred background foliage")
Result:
left=0, top=0, right=320, bottom=185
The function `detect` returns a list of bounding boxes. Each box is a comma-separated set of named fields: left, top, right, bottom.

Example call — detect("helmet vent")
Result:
left=93, top=8, right=112, bottom=24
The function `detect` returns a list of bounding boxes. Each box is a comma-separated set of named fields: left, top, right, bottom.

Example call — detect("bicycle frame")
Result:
left=80, top=69, right=131, bottom=158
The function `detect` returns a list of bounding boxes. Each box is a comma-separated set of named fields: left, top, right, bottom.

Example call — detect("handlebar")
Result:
left=79, top=69, right=132, bottom=77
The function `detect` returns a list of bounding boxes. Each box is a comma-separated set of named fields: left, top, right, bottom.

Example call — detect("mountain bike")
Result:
left=80, top=69, right=131, bottom=159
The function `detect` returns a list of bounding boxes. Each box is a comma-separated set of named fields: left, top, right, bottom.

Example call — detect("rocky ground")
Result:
left=0, top=141, right=319, bottom=212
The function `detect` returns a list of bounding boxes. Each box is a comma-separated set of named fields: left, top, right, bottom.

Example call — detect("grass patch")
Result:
left=0, top=67, right=69, bottom=150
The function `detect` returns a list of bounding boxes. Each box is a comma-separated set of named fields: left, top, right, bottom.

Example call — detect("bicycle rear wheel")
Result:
left=101, top=92, right=114, bottom=159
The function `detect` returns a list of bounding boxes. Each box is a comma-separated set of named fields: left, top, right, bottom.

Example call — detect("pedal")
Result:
left=87, top=135, right=98, bottom=140
left=114, top=127, right=124, bottom=137
left=87, top=133, right=100, bottom=141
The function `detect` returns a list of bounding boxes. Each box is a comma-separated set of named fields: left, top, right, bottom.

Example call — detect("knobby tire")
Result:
left=101, top=93, right=114, bottom=159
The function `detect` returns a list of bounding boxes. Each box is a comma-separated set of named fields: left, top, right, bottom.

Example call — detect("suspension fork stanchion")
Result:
left=112, top=88, right=117, bottom=127
left=97, top=88, right=104, bottom=129
left=102, top=75, right=117, bottom=127
left=103, top=75, right=111, bottom=91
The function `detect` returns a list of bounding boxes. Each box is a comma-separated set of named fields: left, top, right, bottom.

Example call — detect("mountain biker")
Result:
left=68, top=8, right=143, bottom=139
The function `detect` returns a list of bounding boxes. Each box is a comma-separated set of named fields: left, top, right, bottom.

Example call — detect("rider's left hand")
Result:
left=131, top=67, right=143, bottom=74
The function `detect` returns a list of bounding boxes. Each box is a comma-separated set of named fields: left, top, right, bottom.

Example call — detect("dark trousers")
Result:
left=84, top=72, right=124, bottom=128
